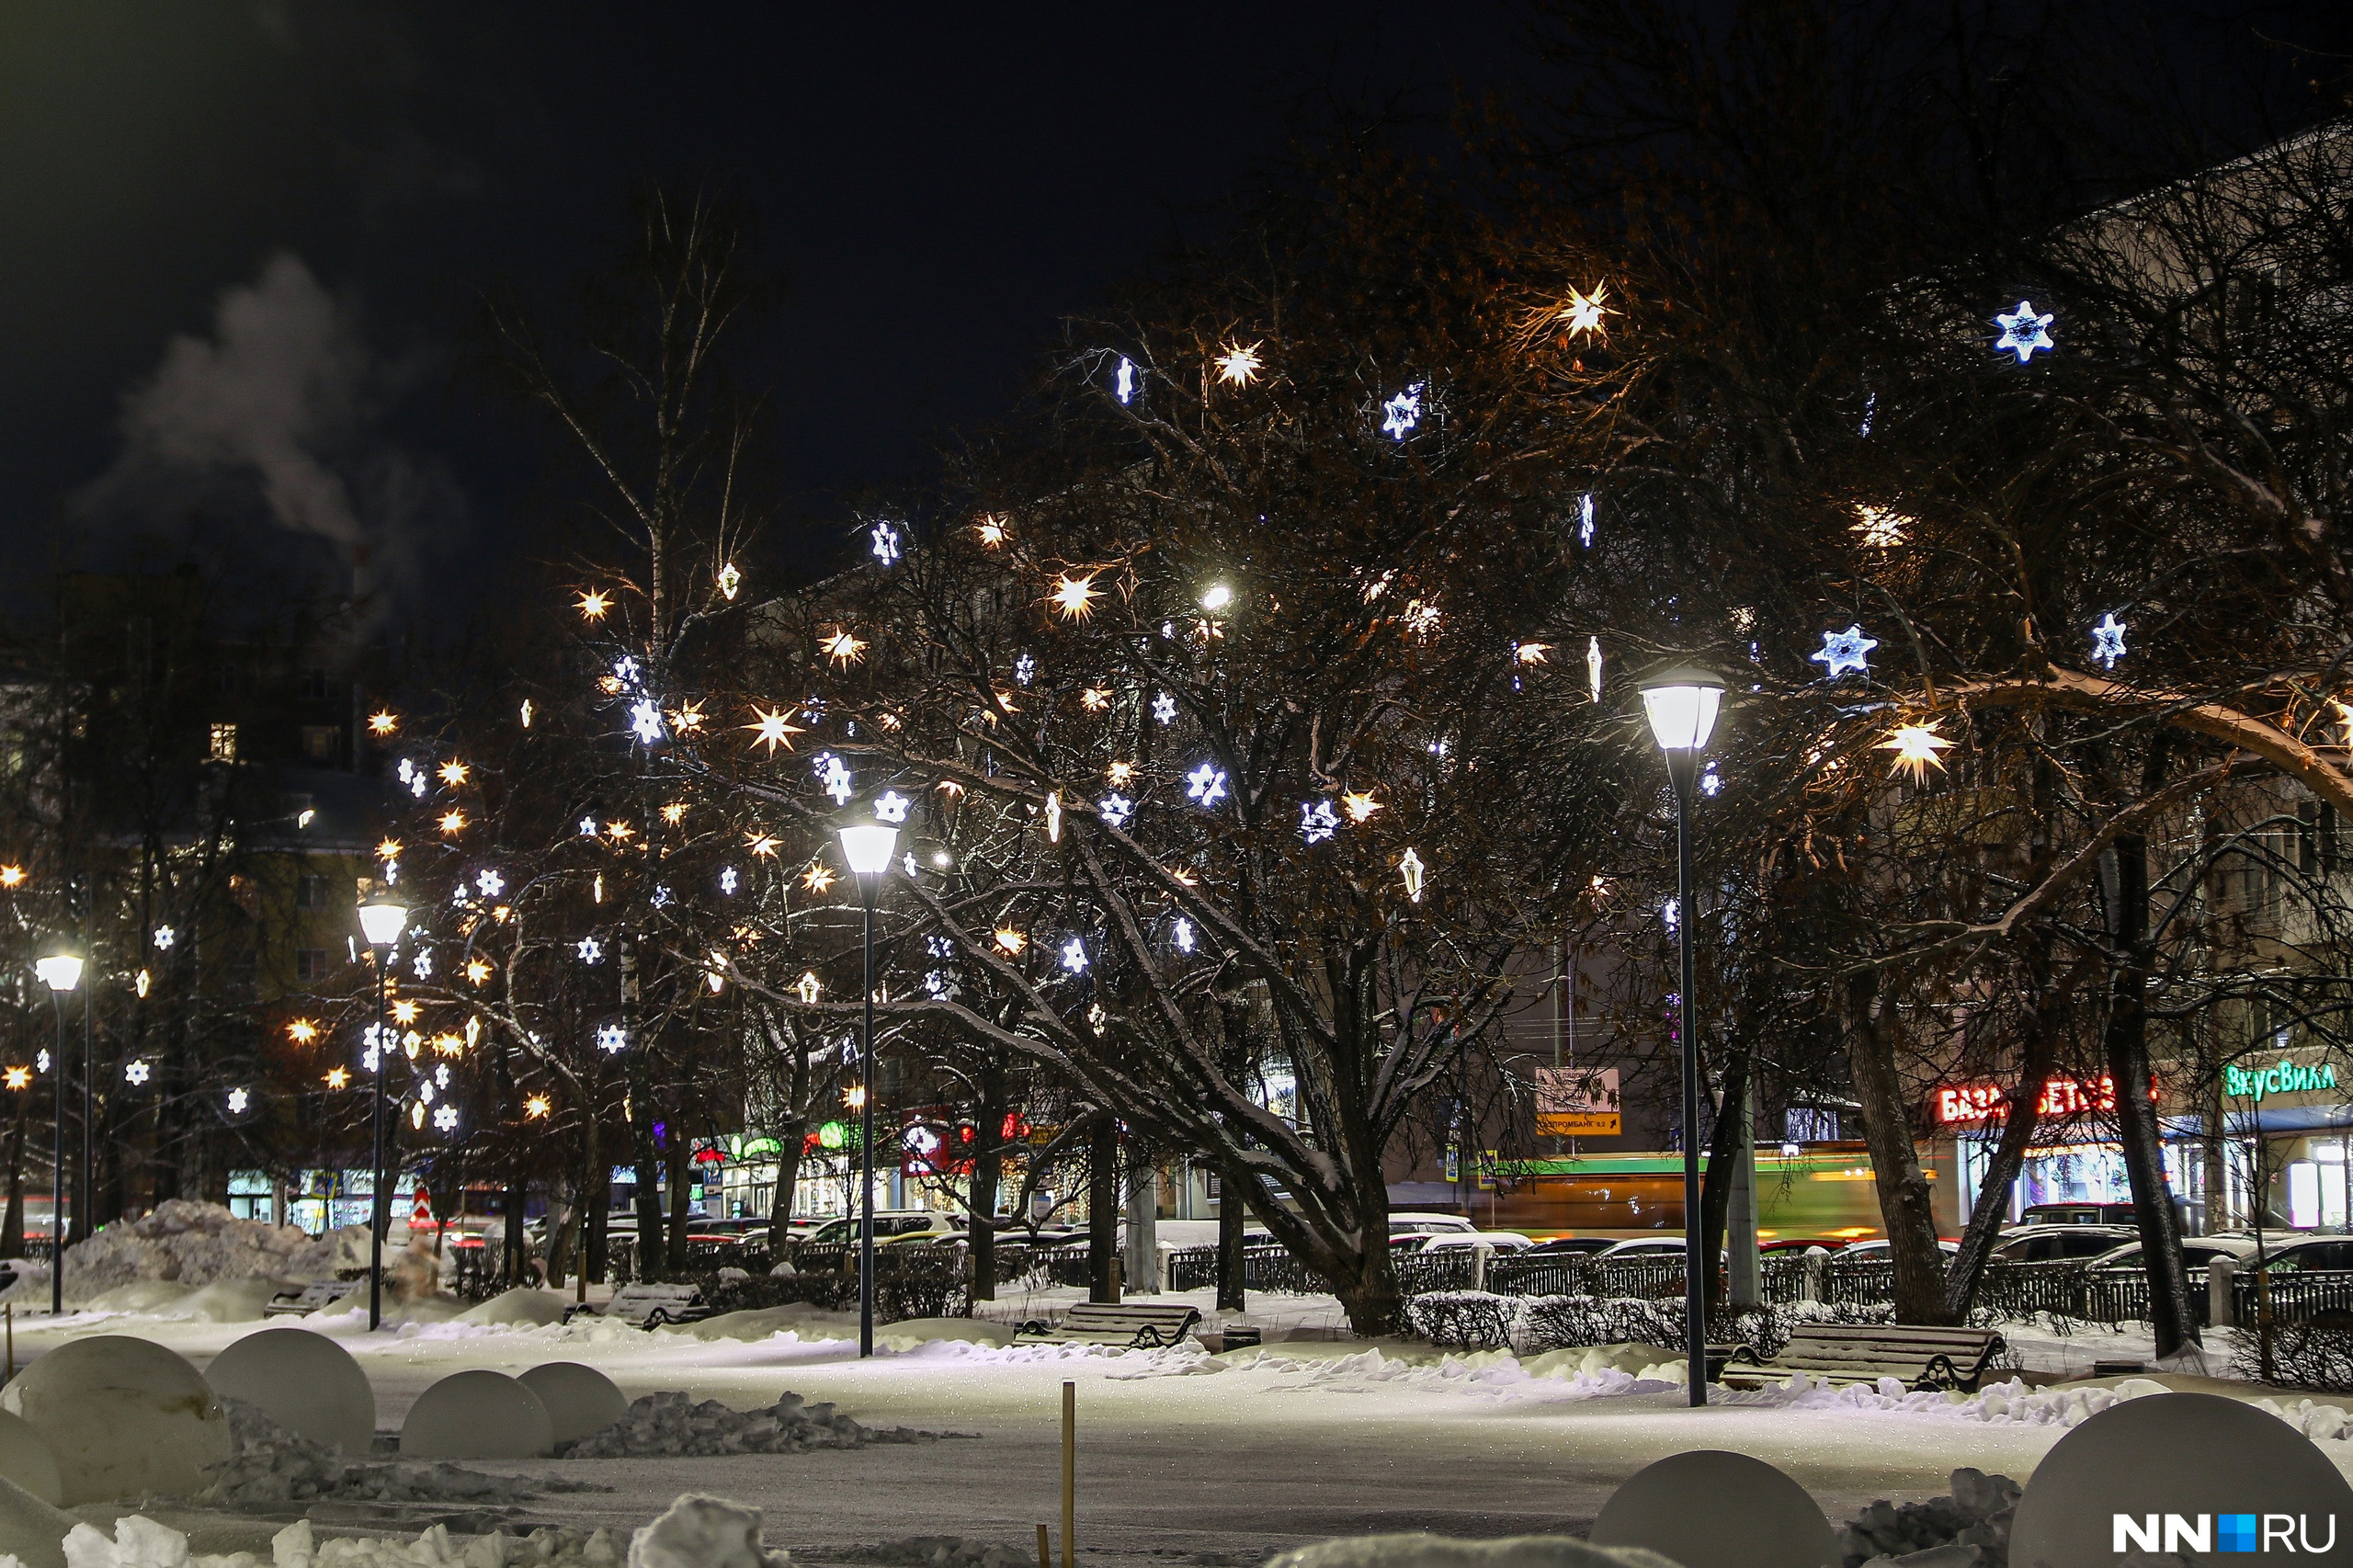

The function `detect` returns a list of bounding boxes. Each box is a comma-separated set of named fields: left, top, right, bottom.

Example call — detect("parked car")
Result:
left=1525, top=1236, right=1617, bottom=1256
left=2083, top=1237, right=2258, bottom=1277
left=1597, top=1236, right=1691, bottom=1260
left=1836, top=1237, right=1961, bottom=1260
left=796, top=1210, right=963, bottom=1248
left=1989, top=1225, right=2138, bottom=1265
left=1389, top=1213, right=1478, bottom=1238
left=2241, top=1234, right=2353, bottom=1273
left=1396, top=1231, right=1533, bottom=1256
left=1759, top=1238, right=1840, bottom=1256
left=2020, top=1202, right=2138, bottom=1226
left=563, top=1281, right=710, bottom=1328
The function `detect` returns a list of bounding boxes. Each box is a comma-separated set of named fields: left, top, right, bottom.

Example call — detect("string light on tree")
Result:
left=226, top=1086, right=251, bottom=1116
left=0, top=867, right=22, bottom=888
left=438, top=760, right=469, bottom=786
left=1213, top=342, right=1263, bottom=385
left=1879, top=721, right=1955, bottom=782
left=1185, top=762, right=1228, bottom=808
left=1381, top=383, right=1423, bottom=439
left=1810, top=625, right=1879, bottom=679
left=1106, top=760, right=1135, bottom=788
left=1172, top=917, right=1196, bottom=954
left=974, top=514, right=1008, bottom=547
left=2092, top=613, right=2128, bottom=670
left=1044, top=790, right=1063, bottom=843
left=1299, top=800, right=1339, bottom=844
left=153, top=926, right=176, bottom=950
left=803, top=863, right=838, bottom=893
left=525, top=1096, right=551, bottom=1119
left=1080, top=687, right=1109, bottom=711
left=1993, top=301, right=2056, bottom=363
left=821, top=630, right=868, bottom=667
left=1013, top=653, right=1037, bottom=686
left=577, top=590, right=609, bottom=619
left=433, top=1104, right=460, bottom=1132
left=1399, top=848, right=1427, bottom=903
left=1588, top=637, right=1604, bottom=703
left=746, top=706, right=803, bottom=755
left=993, top=927, right=1027, bottom=955
left=819, top=756, right=854, bottom=805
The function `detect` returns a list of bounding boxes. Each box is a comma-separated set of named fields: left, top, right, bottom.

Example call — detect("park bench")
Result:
left=1013, top=1301, right=1203, bottom=1349
left=563, top=1281, right=711, bottom=1329
left=1721, top=1323, right=2006, bottom=1392
left=263, top=1279, right=360, bottom=1317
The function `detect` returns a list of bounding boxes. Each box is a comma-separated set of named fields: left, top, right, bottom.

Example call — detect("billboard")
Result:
left=1536, top=1065, right=1621, bottom=1137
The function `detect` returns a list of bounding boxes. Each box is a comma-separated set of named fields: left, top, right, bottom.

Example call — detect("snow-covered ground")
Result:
left=2, top=1288, right=2344, bottom=1568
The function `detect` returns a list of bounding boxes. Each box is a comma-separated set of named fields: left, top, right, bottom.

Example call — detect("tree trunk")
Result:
left=584, top=1101, right=609, bottom=1284
left=1846, top=971, right=1951, bottom=1324
left=2106, top=833, right=2200, bottom=1358
left=1944, top=932, right=2058, bottom=1318
left=2, top=1095, right=25, bottom=1257
left=1330, top=1233, right=1404, bottom=1336
left=504, top=1176, right=527, bottom=1284
left=1216, top=1175, right=1247, bottom=1312
left=1697, top=1051, right=1748, bottom=1315
left=767, top=1133, right=807, bottom=1262
left=968, top=1062, right=1004, bottom=1302
left=1087, top=1117, right=1119, bottom=1302
left=622, top=946, right=665, bottom=1280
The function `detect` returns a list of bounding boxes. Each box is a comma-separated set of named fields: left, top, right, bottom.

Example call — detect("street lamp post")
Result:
left=836, top=814, right=897, bottom=1360
left=1639, top=665, right=1724, bottom=1410
left=34, top=951, right=83, bottom=1316
left=357, top=893, right=409, bottom=1332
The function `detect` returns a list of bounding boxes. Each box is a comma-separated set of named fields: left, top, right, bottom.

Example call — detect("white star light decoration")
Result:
left=412, top=950, right=433, bottom=979
left=1579, top=493, right=1596, bottom=548
left=226, top=1086, right=250, bottom=1116
left=1381, top=383, right=1423, bottom=439
left=870, top=520, right=903, bottom=566
left=1811, top=625, right=1879, bottom=679
left=153, top=926, right=176, bottom=950
left=124, top=1060, right=150, bottom=1085
left=577, top=937, right=603, bottom=964
left=475, top=869, right=505, bottom=898
left=819, top=756, right=854, bottom=805
left=613, top=655, right=641, bottom=687
left=1994, top=301, right=2055, bottom=363
left=1153, top=692, right=1177, bottom=726
left=1115, top=357, right=1138, bottom=404
left=1300, top=800, right=1339, bottom=844
left=2092, top=613, right=2128, bottom=669
left=629, top=699, right=665, bottom=744
left=597, top=1022, right=628, bottom=1054
left=873, top=790, right=912, bottom=824
left=1060, top=936, right=1088, bottom=973
left=1185, top=762, right=1228, bottom=808
left=1097, top=793, right=1134, bottom=829
left=433, top=1104, right=460, bottom=1132
left=579, top=815, right=598, bottom=836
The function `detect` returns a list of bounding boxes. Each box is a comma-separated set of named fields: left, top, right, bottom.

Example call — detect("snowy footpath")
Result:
left=3, top=1290, right=2348, bottom=1568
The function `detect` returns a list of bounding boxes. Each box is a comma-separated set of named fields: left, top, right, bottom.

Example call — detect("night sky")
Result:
left=0, top=4, right=1531, bottom=614
left=5, top=5, right=2348, bottom=620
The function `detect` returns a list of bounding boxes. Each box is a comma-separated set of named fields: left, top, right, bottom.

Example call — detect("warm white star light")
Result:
left=1399, top=848, right=1427, bottom=903
left=1852, top=505, right=1912, bottom=549
left=1050, top=573, right=1099, bottom=620
left=2092, top=613, right=2129, bottom=670
left=1879, top=722, right=1955, bottom=783
left=1558, top=281, right=1611, bottom=337
left=1214, top=342, right=1264, bottom=386
left=821, top=629, right=868, bottom=666
left=1341, top=790, right=1381, bottom=824
left=1811, top=625, right=1880, bottom=679
left=746, top=706, right=803, bottom=756
left=1994, top=300, right=2056, bottom=363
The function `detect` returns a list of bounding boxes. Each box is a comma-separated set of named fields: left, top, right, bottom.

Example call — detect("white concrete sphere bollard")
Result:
left=0, top=1414, right=61, bottom=1506
left=517, top=1361, right=629, bottom=1447
left=0, top=1335, right=230, bottom=1504
left=2011, top=1390, right=2353, bottom=1565
left=399, top=1370, right=553, bottom=1459
left=1590, top=1449, right=1838, bottom=1568
left=205, top=1327, right=377, bottom=1454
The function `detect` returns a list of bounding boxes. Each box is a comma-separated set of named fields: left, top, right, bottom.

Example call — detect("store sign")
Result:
left=1935, top=1076, right=2129, bottom=1126
left=2224, top=1058, right=2339, bottom=1103
left=1536, top=1066, right=1621, bottom=1136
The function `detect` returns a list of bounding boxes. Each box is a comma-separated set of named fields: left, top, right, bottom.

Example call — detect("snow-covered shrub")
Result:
left=2229, top=1321, right=2353, bottom=1392
left=1403, top=1293, right=1516, bottom=1349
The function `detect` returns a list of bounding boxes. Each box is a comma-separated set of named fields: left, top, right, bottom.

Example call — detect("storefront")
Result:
left=2219, top=1049, right=2353, bottom=1231
left=1931, top=1074, right=2211, bottom=1229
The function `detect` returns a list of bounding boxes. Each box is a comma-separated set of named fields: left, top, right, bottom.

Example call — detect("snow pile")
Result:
left=557, top=1392, right=939, bottom=1458
left=1104, top=1344, right=1688, bottom=1401
left=1836, top=1469, right=2019, bottom=1568
left=54, top=1203, right=336, bottom=1299
left=57, top=1512, right=631, bottom=1568
left=197, top=1399, right=594, bottom=1510
left=858, top=1540, right=1033, bottom=1568
left=628, top=1495, right=785, bottom=1568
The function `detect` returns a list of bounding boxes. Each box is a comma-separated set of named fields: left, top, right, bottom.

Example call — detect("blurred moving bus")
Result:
left=1471, top=1143, right=1962, bottom=1241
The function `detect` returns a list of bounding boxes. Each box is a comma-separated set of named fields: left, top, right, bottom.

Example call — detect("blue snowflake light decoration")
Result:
left=1115, top=357, right=1138, bottom=404
left=1300, top=800, right=1339, bottom=844
left=821, top=758, right=854, bottom=805
left=1153, top=692, right=1178, bottom=726
left=873, top=790, right=912, bottom=824
left=475, top=869, right=505, bottom=898
left=1381, top=383, right=1423, bottom=440
left=1993, top=301, right=2055, bottom=364
left=577, top=937, right=603, bottom=964
left=870, top=520, right=903, bottom=566
left=2092, top=612, right=2128, bottom=670
left=597, top=1022, right=628, bottom=1054
left=629, top=699, right=665, bottom=744
left=1013, top=653, right=1036, bottom=686
left=579, top=815, right=598, bottom=836
left=1098, top=793, right=1134, bottom=829
left=1579, top=493, right=1596, bottom=548
left=1172, top=917, right=1196, bottom=955
left=1060, top=936, right=1088, bottom=973
left=1185, top=762, right=1228, bottom=808
left=1810, top=625, right=1880, bottom=679
left=720, top=867, right=738, bottom=895
left=613, top=656, right=641, bottom=687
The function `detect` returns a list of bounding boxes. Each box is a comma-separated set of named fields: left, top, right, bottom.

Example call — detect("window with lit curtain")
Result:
left=208, top=722, right=238, bottom=762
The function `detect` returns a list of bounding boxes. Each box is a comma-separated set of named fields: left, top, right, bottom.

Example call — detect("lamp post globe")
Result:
left=356, top=893, right=406, bottom=1331
left=1638, top=665, right=1722, bottom=1408
left=34, top=951, right=81, bottom=1316
left=835, top=812, right=897, bottom=1359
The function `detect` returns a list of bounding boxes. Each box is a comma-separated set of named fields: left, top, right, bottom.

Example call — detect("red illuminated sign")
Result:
left=1934, top=1075, right=2155, bottom=1126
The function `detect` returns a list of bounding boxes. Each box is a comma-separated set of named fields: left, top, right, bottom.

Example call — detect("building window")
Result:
left=208, top=723, right=238, bottom=762
left=295, top=949, right=331, bottom=983
left=296, top=874, right=331, bottom=911
left=300, top=667, right=334, bottom=701
left=1785, top=1107, right=1840, bottom=1143
left=301, top=725, right=339, bottom=763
